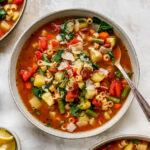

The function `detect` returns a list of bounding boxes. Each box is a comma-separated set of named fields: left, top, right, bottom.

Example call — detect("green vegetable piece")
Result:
left=38, top=68, right=45, bottom=75
left=121, top=85, right=131, bottom=100
left=58, top=87, right=66, bottom=97
left=59, top=77, right=68, bottom=88
left=56, top=120, right=65, bottom=129
left=124, top=142, right=133, bottom=150
left=85, top=109, right=98, bottom=118
left=115, top=71, right=122, bottom=79
left=45, top=123, right=52, bottom=127
left=92, top=63, right=99, bottom=70
left=0, top=0, right=6, bottom=3
left=133, top=139, right=139, bottom=144
left=98, top=21, right=113, bottom=34
left=108, top=51, right=115, bottom=65
left=62, top=70, right=67, bottom=79
left=52, top=50, right=64, bottom=63
left=92, top=17, right=101, bottom=24
left=43, top=55, right=50, bottom=63
left=90, top=38, right=104, bottom=44
left=127, top=72, right=132, bottom=78
left=71, top=104, right=81, bottom=117
left=29, top=77, right=35, bottom=82
left=108, top=96, right=120, bottom=103
left=34, top=109, right=40, bottom=115
left=58, top=99, right=65, bottom=114
left=76, top=18, right=87, bottom=22
left=0, top=8, right=7, bottom=20
left=32, top=87, right=44, bottom=99
left=106, top=37, right=116, bottom=48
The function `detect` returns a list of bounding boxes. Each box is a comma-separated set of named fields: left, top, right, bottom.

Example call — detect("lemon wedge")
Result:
left=0, top=129, right=13, bottom=142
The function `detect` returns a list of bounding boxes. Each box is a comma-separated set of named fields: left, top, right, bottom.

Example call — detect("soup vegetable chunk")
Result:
left=16, top=17, right=132, bottom=132
left=96, top=139, right=150, bottom=150
left=0, top=0, right=24, bottom=38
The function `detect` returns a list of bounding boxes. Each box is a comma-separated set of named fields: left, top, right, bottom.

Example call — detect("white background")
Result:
left=0, top=0, right=150, bottom=149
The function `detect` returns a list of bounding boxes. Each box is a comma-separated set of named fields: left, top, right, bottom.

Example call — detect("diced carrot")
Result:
left=25, top=82, right=32, bottom=89
left=109, top=80, right=116, bottom=96
left=49, top=67, right=58, bottom=73
left=68, top=38, right=80, bottom=46
left=115, top=81, right=122, bottom=97
left=90, top=29, right=95, bottom=35
left=99, top=32, right=109, bottom=40
left=35, top=51, right=42, bottom=60
left=13, top=0, right=24, bottom=5
left=51, top=40, right=59, bottom=47
left=114, top=103, right=121, bottom=109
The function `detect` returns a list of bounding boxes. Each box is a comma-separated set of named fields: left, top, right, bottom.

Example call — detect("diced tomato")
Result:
left=72, top=68, right=78, bottom=76
left=50, top=23, right=61, bottom=33
left=71, top=82, right=79, bottom=91
left=38, top=37, right=48, bottom=51
left=92, top=97, right=102, bottom=107
left=81, top=68, right=92, bottom=81
left=35, top=51, right=42, bottom=60
left=13, top=0, right=24, bottom=5
left=104, top=41, right=111, bottom=48
left=109, top=80, right=122, bottom=97
left=20, top=64, right=38, bottom=82
left=100, top=81, right=109, bottom=92
left=66, top=91, right=78, bottom=100
left=25, top=82, right=32, bottom=89
left=70, top=116, right=78, bottom=123
left=48, top=67, right=58, bottom=73
left=99, top=32, right=109, bottom=40
left=51, top=40, right=59, bottom=47
left=114, top=103, right=121, bottom=109
left=68, top=38, right=80, bottom=46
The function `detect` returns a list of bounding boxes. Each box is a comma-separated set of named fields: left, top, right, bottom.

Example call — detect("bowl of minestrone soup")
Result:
left=0, top=0, right=27, bottom=41
left=89, top=135, right=150, bottom=150
left=9, top=9, right=140, bottom=138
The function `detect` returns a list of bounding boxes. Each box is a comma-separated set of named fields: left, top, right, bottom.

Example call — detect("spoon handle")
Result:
left=116, top=63, right=150, bottom=121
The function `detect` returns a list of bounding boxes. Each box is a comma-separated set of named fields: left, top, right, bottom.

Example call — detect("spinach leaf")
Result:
left=78, top=92, right=82, bottom=101
left=61, top=22, right=68, bottom=33
left=43, top=55, right=50, bottom=63
left=108, top=51, right=115, bottom=65
left=58, top=87, right=66, bottom=97
left=82, top=84, right=87, bottom=102
left=127, top=72, right=132, bottom=78
left=29, top=77, right=34, bottom=82
left=115, top=71, right=122, bottom=79
left=93, top=17, right=101, bottom=24
left=68, top=32, right=74, bottom=40
left=92, top=63, right=99, bottom=70
left=56, top=120, right=65, bottom=129
left=62, top=70, right=67, bottom=79
left=45, top=123, right=52, bottom=127
left=71, top=104, right=81, bottom=117
left=34, top=109, right=40, bottom=115
left=133, top=139, right=139, bottom=144
left=38, top=68, right=45, bottom=75
left=32, top=87, right=44, bottom=99
left=52, top=50, right=64, bottom=63
left=98, top=21, right=113, bottom=34
left=0, top=8, right=7, bottom=20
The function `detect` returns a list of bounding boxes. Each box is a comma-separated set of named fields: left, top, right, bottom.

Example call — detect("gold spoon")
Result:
left=115, top=47, right=150, bottom=121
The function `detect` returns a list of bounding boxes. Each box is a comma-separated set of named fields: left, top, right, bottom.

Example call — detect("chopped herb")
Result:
left=52, top=50, right=64, bottom=63
left=68, top=32, right=74, bottom=40
left=59, top=77, right=68, bottom=88
left=71, top=104, right=82, bottom=117
left=32, top=87, right=44, bottom=99
left=58, top=87, right=66, bottom=97
left=51, top=30, right=56, bottom=33
left=62, top=70, right=67, bottom=79
left=0, top=8, right=7, bottom=20
left=43, top=55, right=50, bottom=63
left=34, top=109, right=40, bottom=115
left=29, top=77, right=34, bottom=82
left=83, top=87, right=87, bottom=102
left=93, top=17, right=101, bottom=24
left=60, top=33, right=66, bottom=41
left=38, top=68, right=45, bottom=75
left=133, top=139, right=139, bottom=144
left=115, top=71, right=122, bottom=79
left=56, top=120, right=65, bottom=129
left=45, top=123, right=52, bottom=127
left=108, top=51, right=115, bottom=65
left=92, top=63, right=99, bottom=70
left=127, top=72, right=132, bottom=78
left=78, top=92, right=82, bottom=101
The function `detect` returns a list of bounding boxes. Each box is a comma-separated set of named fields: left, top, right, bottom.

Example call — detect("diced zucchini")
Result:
left=41, top=92, right=54, bottom=106
left=29, top=96, right=42, bottom=109
left=90, top=48, right=102, bottom=63
left=34, top=74, right=46, bottom=87
left=91, top=72, right=105, bottom=82
left=74, top=60, right=84, bottom=74
left=85, top=89, right=97, bottom=99
left=106, top=37, right=116, bottom=48
left=79, top=99, right=91, bottom=110
left=124, top=142, right=134, bottom=150
left=55, top=71, right=64, bottom=82
left=79, top=22, right=88, bottom=28
left=136, top=143, right=148, bottom=150
left=77, top=112, right=89, bottom=127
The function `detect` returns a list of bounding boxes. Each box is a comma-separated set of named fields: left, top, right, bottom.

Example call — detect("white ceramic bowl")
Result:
left=9, top=9, right=140, bottom=139
left=89, top=134, right=150, bottom=150
left=0, top=0, right=27, bottom=41
left=0, top=127, right=21, bottom=150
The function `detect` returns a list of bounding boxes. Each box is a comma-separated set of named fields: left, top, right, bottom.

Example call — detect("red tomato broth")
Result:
left=16, top=17, right=132, bottom=133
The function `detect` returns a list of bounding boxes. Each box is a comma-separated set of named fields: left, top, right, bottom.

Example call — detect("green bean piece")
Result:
left=58, top=99, right=65, bottom=114
left=59, top=77, right=68, bottom=88
left=43, top=55, right=50, bottom=63
left=108, top=96, right=120, bottom=103
left=121, top=85, right=131, bottom=100
left=85, top=109, right=98, bottom=118
left=90, top=38, right=104, bottom=44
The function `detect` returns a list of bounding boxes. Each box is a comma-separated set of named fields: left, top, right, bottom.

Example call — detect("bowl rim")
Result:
left=0, top=0, right=27, bottom=41
left=0, top=127, right=21, bottom=150
left=89, top=134, right=150, bottom=150
left=9, top=8, right=140, bottom=139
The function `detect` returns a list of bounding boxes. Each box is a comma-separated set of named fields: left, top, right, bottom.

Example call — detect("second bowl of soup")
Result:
left=9, top=9, right=139, bottom=138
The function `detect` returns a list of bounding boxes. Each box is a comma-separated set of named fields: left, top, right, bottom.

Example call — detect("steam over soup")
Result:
left=16, top=17, right=132, bottom=133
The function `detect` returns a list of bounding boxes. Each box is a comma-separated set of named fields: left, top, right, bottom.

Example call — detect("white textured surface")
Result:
left=0, top=0, right=150, bottom=149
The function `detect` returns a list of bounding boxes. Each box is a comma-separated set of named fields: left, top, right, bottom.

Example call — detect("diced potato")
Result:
left=78, top=81, right=84, bottom=89
left=55, top=71, right=63, bottom=82
left=85, top=89, right=97, bottom=99
left=4, top=4, right=11, bottom=11
left=34, top=75, right=46, bottom=87
left=91, top=72, right=105, bottom=82
left=90, top=48, right=102, bottom=63
left=74, top=60, right=84, bottom=74
left=104, top=111, right=111, bottom=120
left=0, top=21, right=11, bottom=31
left=41, top=92, right=54, bottom=107
left=77, top=112, right=89, bottom=127
left=136, top=143, right=148, bottom=150
left=89, top=118, right=95, bottom=125
left=79, top=99, right=91, bottom=110
left=12, top=12, right=20, bottom=21
left=11, top=4, right=17, bottom=10
left=29, top=96, right=42, bottom=109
